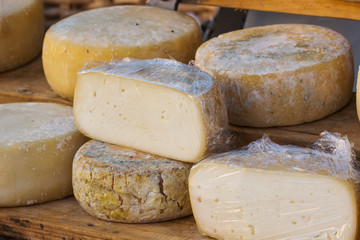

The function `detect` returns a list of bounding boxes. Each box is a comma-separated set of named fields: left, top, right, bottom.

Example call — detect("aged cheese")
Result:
left=189, top=132, right=358, bottom=240
left=73, top=59, right=229, bottom=163
left=0, top=0, right=44, bottom=72
left=73, top=140, right=192, bottom=223
left=42, top=5, right=202, bottom=100
left=0, top=103, right=88, bottom=207
left=195, top=24, right=354, bottom=127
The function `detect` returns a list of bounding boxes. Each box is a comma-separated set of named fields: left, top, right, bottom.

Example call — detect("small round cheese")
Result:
left=0, top=103, right=88, bottom=207
left=0, top=0, right=44, bottom=72
left=42, top=5, right=202, bottom=100
left=195, top=24, right=354, bottom=127
left=73, top=140, right=193, bottom=223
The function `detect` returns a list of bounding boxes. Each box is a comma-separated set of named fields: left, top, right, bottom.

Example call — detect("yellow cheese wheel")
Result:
left=0, top=0, right=44, bottom=72
left=42, top=5, right=202, bottom=100
left=195, top=24, right=354, bottom=127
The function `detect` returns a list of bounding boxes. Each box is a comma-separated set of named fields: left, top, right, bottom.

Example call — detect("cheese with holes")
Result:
left=189, top=132, right=358, bottom=240
left=73, top=140, right=192, bottom=223
left=195, top=24, right=354, bottom=127
left=0, top=103, right=88, bottom=207
left=73, top=59, right=229, bottom=163
left=42, top=5, right=202, bottom=100
left=0, top=0, right=44, bottom=72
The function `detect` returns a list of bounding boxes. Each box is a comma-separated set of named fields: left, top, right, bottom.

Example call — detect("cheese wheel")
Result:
left=0, top=0, right=44, bottom=72
left=0, top=103, right=88, bottom=207
left=189, top=132, right=358, bottom=240
left=73, top=59, right=229, bottom=163
left=195, top=24, right=354, bottom=127
left=73, top=140, right=193, bottom=223
left=42, top=5, right=202, bottom=100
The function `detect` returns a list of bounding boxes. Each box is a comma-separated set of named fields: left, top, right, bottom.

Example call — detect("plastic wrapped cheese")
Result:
left=0, top=0, right=44, bottom=72
left=195, top=24, right=354, bottom=127
left=42, top=5, right=202, bottom=100
left=73, top=140, right=193, bottom=223
left=73, top=58, right=229, bottom=163
left=0, top=103, right=88, bottom=207
left=189, top=131, right=359, bottom=240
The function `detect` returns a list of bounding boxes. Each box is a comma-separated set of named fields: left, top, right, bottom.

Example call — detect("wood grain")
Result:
left=185, top=0, right=360, bottom=21
left=0, top=197, right=210, bottom=240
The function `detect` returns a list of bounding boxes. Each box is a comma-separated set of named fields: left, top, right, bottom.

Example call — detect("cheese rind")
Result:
left=0, top=103, right=88, bottom=207
left=42, top=5, right=202, bottom=100
left=0, top=0, right=44, bottom=72
left=195, top=24, right=354, bottom=127
left=189, top=132, right=358, bottom=240
left=73, top=59, right=229, bottom=163
left=73, top=140, right=193, bottom=223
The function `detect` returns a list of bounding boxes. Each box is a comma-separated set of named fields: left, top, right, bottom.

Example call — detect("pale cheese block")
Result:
left=356, top=67, right=360, bottom=122
left=73, top=140, right=193, bottom=223
left=0, top=103, right=88, bottom=207
left=195, top=24, right=354, bottom=127
left=42, top=5, right=202, bottom=100
left=73, top=59, right=229, bottom=163
left=0, top=0, right=44, bottom=72
left=189, top=132, right=358, bottom=240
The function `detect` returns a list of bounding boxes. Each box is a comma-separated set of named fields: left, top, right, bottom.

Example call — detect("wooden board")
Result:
left=185, top=0, right=360, bottom=21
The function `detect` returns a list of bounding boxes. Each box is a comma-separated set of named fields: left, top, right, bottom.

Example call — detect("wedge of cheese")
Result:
left=189, top=132, right=358, bottom=240
left=73, top=140, right=193, bottom=223
left=42, top=5, right=202, bottom=100
left=195, top=24, right=354, bottom=127
left=0, top=0, right=44, bottom=72
left=0, top=103, right=88, bottom=207
left=73, top=59, right=229, bottom=163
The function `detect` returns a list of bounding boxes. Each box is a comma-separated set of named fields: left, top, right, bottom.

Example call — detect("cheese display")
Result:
left=73, top=140, right=193, bottom=223
left=42, top=5, right=202, bottom=100
left=195, top=24, right=354, bottom=127
left=0, top=0, right=44, bottom=72
left=189, top=131, right=359, bottom=240
left=73, top=59, right=229, bottom=163
left=0, top=103, right=88, bottom=207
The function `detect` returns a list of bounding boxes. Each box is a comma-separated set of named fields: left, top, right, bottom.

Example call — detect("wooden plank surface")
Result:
left=185, top=0, right=360, bottom=21
left=0, top=197, right=210, bottom=240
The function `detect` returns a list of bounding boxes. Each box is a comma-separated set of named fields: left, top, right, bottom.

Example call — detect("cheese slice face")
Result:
left=73, top=140, right=193, bottom=223
left=42, top=5, right=202, bottom=100
left=189, top=133, right=358, bottom=240
left=0, top=0, right=44, bottom=72
left=0, top=103, right=88, bottom=207
left=195, top=24, right=354, bottom=127
left=73, top=59, right=229, bottom=163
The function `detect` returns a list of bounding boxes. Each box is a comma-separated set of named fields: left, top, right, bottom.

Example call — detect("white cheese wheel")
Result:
left=73, top=140, right=193, bottom=223
left=0, top=103, right=88, bottom=207
left=195, top=24, right=354, bottom=127
left=189, top=132, right=358, bottom=240
left=0, top=0, right=44, bottom=72
left=42, top=5, right=202, bottom=100
left=73, top=59, right=229, bottom=163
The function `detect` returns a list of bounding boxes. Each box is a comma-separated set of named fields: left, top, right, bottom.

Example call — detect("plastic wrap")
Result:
left=189, top=131, right=359, bottom=239
left=73, top=58, right=230, bottom=163
left=195, top=24, right=353, bottom=127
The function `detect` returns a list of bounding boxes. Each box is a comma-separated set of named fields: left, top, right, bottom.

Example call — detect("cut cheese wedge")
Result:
left=195, top=24, right=354, bottom=127
left=73, top=59, right=229, bottom=163
left=0, top=0, right=44, bottom=72
left=73, top=140, right=193, bottom=223
left=42, top=5, right=202, bottom=100
left=189, top=132, right=358, bottom=240
left=0, top=103, right=88, bottom=207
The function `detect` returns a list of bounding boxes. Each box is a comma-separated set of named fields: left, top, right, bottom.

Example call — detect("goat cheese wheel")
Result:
left=195, top=24, right=354, bottom=127
left=0, top=103, right=88, bottom=207
left=42, top=5, right=202, bottom=100
left=73, top=140, right=193, bottom=223
left=0, top=0, right=44, bottom=72
left=189, top=133, right=358, bottom=240
left=73, top=59, right=229, bottom=163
